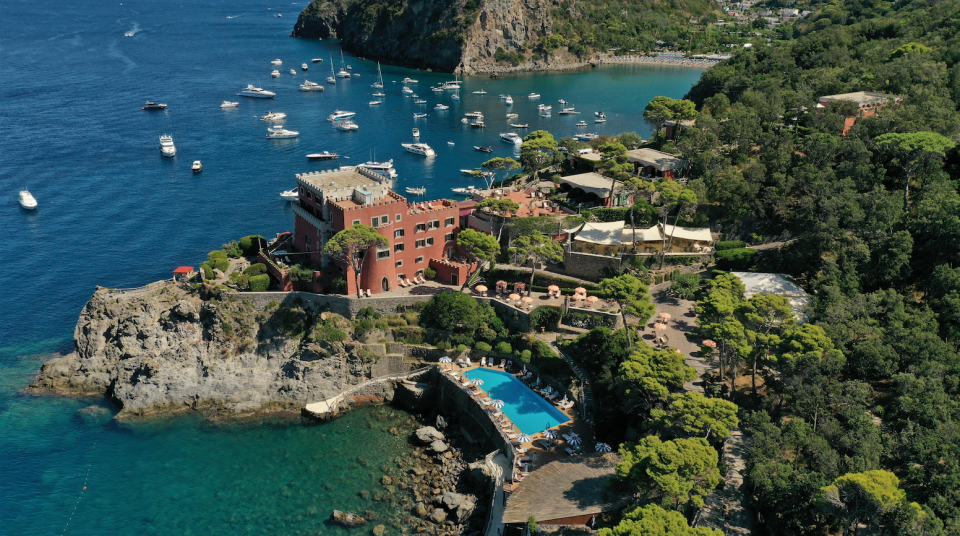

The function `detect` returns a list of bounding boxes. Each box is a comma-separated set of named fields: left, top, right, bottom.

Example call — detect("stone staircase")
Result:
left=552, top=343, right=595, bottom=426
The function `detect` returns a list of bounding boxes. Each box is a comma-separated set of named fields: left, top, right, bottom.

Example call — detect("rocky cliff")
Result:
left=291, top=0, right=598, bottom=74
left=29, top=283, right=397, bottom=418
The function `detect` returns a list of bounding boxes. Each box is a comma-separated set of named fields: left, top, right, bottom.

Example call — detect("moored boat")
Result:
left=306, top=151, right=339, bottom=160
left=405, top=187, right=426, bottom=195
left=142, top=101, right=167, bottom=110
left=18, top=189, right=37, bottom=210
left=192, top=160, right=202, bottom=173
left=237, top=85, right=276, bottom=99
left=280, top=188, right=299, bottom=201
left=220, top=101, right=239, bottom=108
left=159, top=134, right=176, bottom=157
left=474, top=145, right=493, bottom=153
left=402, top=142, right=436, bottom=157
left=261, top=111, right=287, bottom=121
left=266, top=125, right=299, bottom=138
left=500, top=132, right=522, bottom=145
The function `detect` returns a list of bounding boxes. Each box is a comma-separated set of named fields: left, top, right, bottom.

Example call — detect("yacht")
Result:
left=559, top=107, right=579, bottom=115
left=574, top=132, right=599, bottom=141
left=336, top=120, right=359, bottom=131
left=272, top=69, right=281, bottom=78
left=357, top=160, right=397, bottom=178
left=312, top=58, right=322, bottom=63
left=289, top=69, right=297, bottom=76
left=159, top=134, right=176, bottom=157
left=528, top=93, right=540, bottom=99
left=402, top=142, right=436, bottom=157
left=414, top=99, right=427, bottom=104
left=326, top=55, right=337, bottom=84
left=465, top=111, right=483, bottom=118
left=238, top=85, right=276, bottom=99
left=336, top=50, right=351, bottom=78
left=472, top=89, right=487, bottom=95
left=559, top=99, right=567, bottom=105
left=595, top=117, right=607, bottom=123
left=373, top=91, right=386, bottom=97
left=575, top=120, right=587, bottom=127
left=18, top=189, right=37, bottom=210
left=412, top=128, right=420, bottom=137
left=307, top=151, right=339, bottom=160
left=402, top=86, right=413, bottom=95
left=261, top=111, right=287, bottom=121
left=369, top=100, right=382, bottom=105
left=413, top=112, right=428, bottom=118
left=280, top=188, right=299, bottom=201
left=500, top=132, right=522, bottom=145
left=474, top=145, right=493, bottom=153
left=192, top=160, right=202, bottom=173
left=434, top=104, right=449, bottom=110
left=372, top=62, right=384, bottom=88
left=220, top=101, right=239, bottom=108
left=538, top=104, right=552, bottom=110
left=595, top=111, right=606, bottom=118
left=505, top=95, right=513, bottom=105
left=142, top=102, right=167, bottom=110
left=431, top=87, right=444, bottom=92
left=302, top=63, right=309, bottom=71
left=402, top=77, right=418, bottom=84
left=447, top=141, right=455, bottom=145
left=451, top=186, right=478, bottom=194
left=266, top=125, right=299, bottom=138
left=406, top=187, right=426, bottom=195
left=411, top=93, right=418, bottom=98
left=299, top=80, right=324, bottom=91
left=470, top=120, right=486, bottom=128
left=442, top=77, right=461, bottom=90
left=510, top=123, right=529, bottom=128
left=271, top=59, right=282, bottom=65
left=498, top=94, right=508, bottom=99
left=327, top=110, right=356, bottom=121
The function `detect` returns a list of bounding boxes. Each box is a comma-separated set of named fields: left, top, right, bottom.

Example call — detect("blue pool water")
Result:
left=464, top=368, right=570, bottom=435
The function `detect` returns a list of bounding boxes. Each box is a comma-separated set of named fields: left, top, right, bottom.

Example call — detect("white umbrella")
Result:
left=490, top=399, right=505, bottom=408
left=471, top=379, right=485, bottom=386
left=543, top=429, right=557, bottom=439
left=568, top=431, right=580, bottom=440
left=439, top=356, right=452, bottom=364
left=595, top=442, right=612, bottom=452
left=569, top=436, right=582, bottom=446
left=516, top=434, right=532, bottom=443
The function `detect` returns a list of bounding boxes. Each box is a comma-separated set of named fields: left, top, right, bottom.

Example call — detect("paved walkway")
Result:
left=484, top=452, right=510, bottom=536
left=643, top=281, right=715, bottom=392
left=695, top=428, right=752, bottom=534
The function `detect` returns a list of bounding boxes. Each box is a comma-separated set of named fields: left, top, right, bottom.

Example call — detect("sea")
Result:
left=0, top=0, right=704, bottom=533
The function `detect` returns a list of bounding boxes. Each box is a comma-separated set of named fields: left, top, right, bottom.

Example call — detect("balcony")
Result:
left=292, top=203, right=325, bottom=229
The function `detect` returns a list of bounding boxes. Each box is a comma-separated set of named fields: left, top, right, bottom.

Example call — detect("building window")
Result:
left=381, top=215, right=389, bottom=225
left=305, top=235, right=311, bottom=243
left=352, top=220, right=361, bottom=226
left=397, top=273, right=406, bottom=280
left=426, top=237, right=434, bottom=246
left=416, top=223, right=426, bottom=233
left=394, top=243, right=405, bottom=252
left=396, top=214, right=402, bottom=222
left=416, top=269, right=425, bottom=277
left=428, top=220, right=440, bottom=230
left=372, top=217, right=379, bottom=228
left=415, top=239, right=426, bottom=249
left=395, top=229, right=404, bottom=238
left=415, top=256, right=424, bottom=263
left=444, top=233, right=454, bottom=242
left=377, top=249, right=391, bottom=260
left=395, top=260, right=403, bottom=267
left=445, top=217, right=455, bottom=227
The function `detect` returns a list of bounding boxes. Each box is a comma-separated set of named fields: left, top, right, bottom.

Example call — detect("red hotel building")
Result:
left=290, top=167, right=471, bottom=295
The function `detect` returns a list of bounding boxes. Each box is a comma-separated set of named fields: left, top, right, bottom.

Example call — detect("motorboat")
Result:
left=506, top=112, right=518, bottom=118
left=261, top=111, right=287, bottom=121
left=470, top=120, right=486, bottom=128
left=505, top=95, right=513, bottom=105
left=159, top=134, right=176, bottom=157
left=498, top=94, right=508, bottom=99
left=142, top=101, right=167, bottom=110
left=280, top=188, right=299, bottom=201
left=574, top=132, right=599, bottom=141
left=510, top=123, right=529, bottom=128
left=192, top=160, right=202, bottom=173
left=307, top=152, right=339, bottom=160
left=559, top=99, right=567, bottom=105
left=373, top=91, right=386, bottom=97
left=434, top=104, right=449, bottom=110
left=500, top=132, right=522, bottom=145
left=336, top=50, right=351, bottom=78
left=402, top=77, right=418, bottom=83
left=411, top=93, right=419, bottom=98
left=452, top=186, right=478, bottom=194
left=272, top=70, right=281, bottom=78
left=474, top=145, right=493, bottom=153
left=461, top=118, right=469, bottom=124
left=406, top=187, right=426, bottom=195
left=541, top=110, right=552, bottom=117
left=302, top=63, right=308, bottom=71
left=595, top=118, right=607, bottom=123
left=461, top=168, right=481, bottom=175
left=18, top=189, right=37, bottom=210
left=472, top=90, right=487, bottom=95
left=402, top=86, right=413, bottom=94
left=414, top=99, right=427, bottom=104
left=368, top=100, right=382, bottom=105
left=357, top=160, right=397, bottom=178
left=271, top=59, right=282, bottom=65
left=575, top=120, right=587, bottom=127
left=290, top=69, right=297, bottom=76
left=220, top=101, right=239, bottom=108
left=431, top=87, right=444, bottom=92
left=372, top=62, right=384, bottom=88
left=266, top=125, right=299, bottom=138
left=347, top=65, right=352, bottom=70
left=412, top=128, right=420, bottom=137
left=559, top=107, right=579, bottom=114
left=402, top=142, right=436, bottom=156
left=299, top=80, right=324, bottom=91
left=538, top=104, right=552, bottom=110
left=413, top=113, right=428, bottom=118
left=465, top=111, right=483, bottom=117
left=327, top=110, right=356, bottom=121
left=448, top=141, right=455, bottom=145
left=277, top=13, right=282, bottom=17
left=528, top=93, right=540, bottom=99
left=335, top=120, right=359, bottom=131
left=312, top=58, right=322, bottom=63
left=238, top=85, right=276, bottom=98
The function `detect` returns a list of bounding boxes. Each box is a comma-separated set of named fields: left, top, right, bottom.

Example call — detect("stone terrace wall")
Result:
left=561, top=251, right=622, bottom=280
left=229, top=291, right=434, bottom=318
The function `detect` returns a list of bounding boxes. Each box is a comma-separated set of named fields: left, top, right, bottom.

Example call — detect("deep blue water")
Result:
left=0, top=0, right=704, bottom=532
left=464, top=368, right=570, bottom=435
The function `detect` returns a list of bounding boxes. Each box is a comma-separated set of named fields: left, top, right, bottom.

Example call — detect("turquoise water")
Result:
left=464, top=368, right=570, bottom=435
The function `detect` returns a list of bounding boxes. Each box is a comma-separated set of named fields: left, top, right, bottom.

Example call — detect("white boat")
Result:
left=373, top=91, right=386, bottom=97
left=434, top=104, right=449, bottom=110
left=336, top=50, right=351, bottom=78
left=402, top=77, right=418, bottom=83
left=327, top=55, right=336, bottom=84
left=289, top=69, right=297, bottom=76
left=574, top=132, right=599, bottom=141
left=411, top=94, right=418, bottom=98
left=460, top=168, right=480, bottom=175
left=451, top=91, right=460, bottom=101
left=266, top=125, right=299, bottom=138
left=500, top=132, right=522, bottom=145
left=220, top=101, right=239, bottom=108
left=559, top=107, right=579, bottom=115
left=406, top=187, right=426, bottom=195
left=595, top=118, right=607, bottom=123
left=559, top=99, right=567, bottom=105
left=18, top=189, right=37, bottom=210
left=271, top=69, right=281, bottom=78
left=402, top=86, right=413, bottom=95
left=358, top=160, right=397, bottom=178
left=261, top=111, right=287, bottom=121
left=505, top=112, right=518, bottom=118
left=538, top=104, right=552, bottom=110
left=402, top=142, right=435, bottom=156
left=307, top=152, right=339, bottom=160
left=327, top=110, right=356, bottom=121
left=461, top=118, right=468, bottom=124
left=431, top=87, right=444, bottom=92
left=414, top=99, right=427, bottom=104
left=575, top=120, right=587, bottom=127
left=442, top=76, right=461, bottom=89
left=301, top=63, right=308, bottom=71
left=299, top=80, right=324, bottom=91
left=280, top=188, right=299, bottom=201
left=336, top=121, right=359, bottom=131
left=472, top=90, right=487, bottom=95
left=510, top=123, right=529, bottom=128
left=413, top=113, right=428, bottom=118
left=347, top=65, right=352, bottom=70
left=369, top=100, right=382, bottom=105
left=372, top=63, right=384, bottom=88
left=505, top=95, right=513, bottom=105
left=237, top=85, right=276, bottom=99
left=452, top=186, right=477, bottom=194
left=142, top=102, right=167, bottom=110
left=470, top=120, right=485, bottom=128
left=595, top=111, right=606, bottom=118
left=159, top=134, right=176, bottom=157
left=312, top=58, right=322, bottom=63
left=271, top=59, right=282, bottom=65
left=447, top=141, right=454, bottom=145
left=412, top=128, right=420, bottom=137
left=192, top=160, right=202, bottom=173
left=528, top=93, right=540, bottom=99
left=465, top=111, right=483, bottom=117
left=498, top=94, right=508, bottom=99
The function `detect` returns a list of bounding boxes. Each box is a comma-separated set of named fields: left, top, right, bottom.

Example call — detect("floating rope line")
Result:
left=61, top=441, right=96, bottom=535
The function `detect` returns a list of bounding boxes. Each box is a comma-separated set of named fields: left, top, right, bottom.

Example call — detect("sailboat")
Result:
left=336, top=50, right=351, bottom=78
left=326, top=55, right=336, bottom=84
left=451, top=89, right=460, bottom=101
left=371, top=62, right=384, bottom=89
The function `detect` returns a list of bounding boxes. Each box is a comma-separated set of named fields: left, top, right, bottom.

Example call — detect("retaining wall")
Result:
left=561, top=251, right=622, bottom=280
left=228, top=291, right=435, bottom=318
left=437, top=372, right=518, bottom=471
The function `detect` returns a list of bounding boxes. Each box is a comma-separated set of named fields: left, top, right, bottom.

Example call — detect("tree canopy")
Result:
left=323, top=225, right=388, bottom=298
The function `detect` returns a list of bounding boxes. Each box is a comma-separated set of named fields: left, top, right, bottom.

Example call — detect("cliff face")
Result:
left=292, top=0, right=597, bottom=74
left=29, top=284, right=384, bottom=417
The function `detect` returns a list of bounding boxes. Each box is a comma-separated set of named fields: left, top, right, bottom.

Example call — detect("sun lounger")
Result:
left=562, top=433, right=574, bottom=442
left=465, top=357, right=471, bottom=366
left=506, top=360, right=513, bottom=370
left=537, top=440, right=556, bottom=451
left=499, top=359, right=506, bottom=368
left=560, top=400, right=575, bottom=410
left=564, top=447, right=577, bottom=456
left=515, top=447, right=529, bottom=455
left=546, top=392, right=559, bottom=401
left=518, top=454, right=537, bottom=463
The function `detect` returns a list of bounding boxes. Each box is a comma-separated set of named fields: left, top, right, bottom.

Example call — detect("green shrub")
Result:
left=394, top=327, right=425, bottom=345
left=529, top=306, right=563, bottom=331
left=475, top=342, right=492, bottom=352
left=354, top=317, right=376, bottom=339
left=222, top=240, right=243, bottom=258
left=248, top=274, right=270, bottom=292
left=520, top=349, right=532, bottom=363
left=450, top=333, right=475, bottom=348
left=714, top=241, right=746, bottom=251
left=495, top=341, right=513, bottom=354
left=671, top=273, right=702, bottom=300
left=715, top=248, right=758, bottom=270
left=200, top=263, right=214, bottom=280
left=243, top=263, right=267, bottom=276
left=239, top=235, right=266, bottom=256
left=424, top=267, right=437, bottom=280
left=310, top=319, right=347, bottom=343
left=207, top=250, right=230, bottom=272
left=357, top=307, right=382, bottom=320
left=456, top=344, right=470, bottom=353
left=436, top=341, right=450, bottom=351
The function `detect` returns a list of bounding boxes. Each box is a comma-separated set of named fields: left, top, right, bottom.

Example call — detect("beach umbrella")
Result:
left=490, top=399, right=505, bottom=408
left=571, top=293, right=585, bottom=301
left=586, top=295, right=599, bottom=303
left=508, top=293, right=521, bottom=301
left=439, top=356, right=452, bottom=363
left=654, top=322, right=667, bottom=331
left=595, top=442, right=612, bottom=453
left=547, top=285, right=560, bottom=292
left=471, top=378, right=484, bottom=386
left=575, top=287, right=587, bottom=294
left=521, top=296, right=533, bottom=304
left=702, top=339, right=718, bottom=349
left=658, top=312, right=672, bottom=320
left=516, top=434, right=532, bottom=443
left=496, top=280, right=508, bottom=285
left=569, top=436, right=582, bottom=446
left=543, top=429, right=557, bottom=439
left=475, top=285, right=488, bottom=293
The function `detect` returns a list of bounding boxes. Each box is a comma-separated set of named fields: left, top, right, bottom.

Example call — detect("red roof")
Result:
left=172, top=266, right=195, bottom=274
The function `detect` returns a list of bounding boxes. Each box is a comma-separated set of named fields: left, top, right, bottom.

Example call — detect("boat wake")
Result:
left=107, top=41, right=138, bottom=72
left=123, top=22, right=140, bottom=37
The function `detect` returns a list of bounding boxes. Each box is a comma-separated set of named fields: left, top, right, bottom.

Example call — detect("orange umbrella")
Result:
left=654, top=323, right=667, bottom=331
left=658, top=312, right=672, bottom=320
left=702, top=339, right=717, bottom=348
left=521, top=297, right=533, bottom=304
left=475, top=285, right=488, bottom=293
left=574, top=287, right=587, bottom=294
left=547, top=285, right=560, bottom=292
left=586, top=296, right=599, bottom=303
left=571, top=293, right=586, bottom=301
left=508, top=293, right=521, bottom=301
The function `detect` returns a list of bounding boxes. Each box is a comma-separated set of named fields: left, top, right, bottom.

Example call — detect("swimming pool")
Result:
left=463, top=368, right=571, bottom=435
